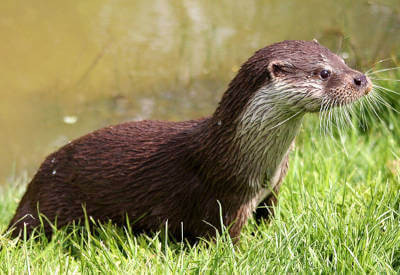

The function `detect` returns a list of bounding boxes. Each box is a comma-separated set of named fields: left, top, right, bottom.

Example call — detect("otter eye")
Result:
left=320, top=69, right=331, bottom=79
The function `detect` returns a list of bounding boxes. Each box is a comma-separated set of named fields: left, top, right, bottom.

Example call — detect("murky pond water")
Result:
left=0, top=0, right=399, bottom=183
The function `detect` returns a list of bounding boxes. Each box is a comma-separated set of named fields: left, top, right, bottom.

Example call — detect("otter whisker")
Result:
left=336, top=101, right=347, bottom=132
left=332, top=105, right=341, bottom=135
left=318, top=102, right=324, bottom=136
left=325, top=100, right=334, bottom=137
left=336, top=106, right=350, bottom=157
left=345, top=103, right=356, bottom=130
left=332, top=99, right=340, bottom=131
left=327, top=99, right=336, bottom=138
left=326, top=100, right=333, bottom=132
left=338, top=99, right=354, bottom=130
left=362, top=93, right=378, bottom=126
left=351, top=97, right=365, bottom=130
left=319, top=98, right=327, bottom=136
left=344, top=105, right=355, bottom=130
left=265, top=109, right=303, bottom=132
left=363, top=91, right=399, bottom=133
left=365, top=58, right=395, bottom=74
left=323, top=99, right=331, bottom=135
left=365, top=93, right=384, bottom=124
left=319, top=99, right=328, bottom=136
left=326, top=105, right=334, bottom=137
left=332, top=100, right=341, bottom=129
left=336, top=105, right=344, bottom=131
left=366, top=66, right=400, bottom=76
left=326, top=99, right=350, bottom=158
left=360, top=98, right=368, bottom=130
left=319, top=98, right=332, bottom=137
left=371, top=92, right=400, bottom=114
left=368, top=78, right=400, bottom=82
left=373, top=84, right=400, bottom=96
left=342, top=105, right=350, bottom=129
left=346, top=105, right=355, bottom=129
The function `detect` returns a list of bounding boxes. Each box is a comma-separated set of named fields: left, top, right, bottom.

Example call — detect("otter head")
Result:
left=214, top=40, right=373, bottom=129
left=252, top=40, right=372, bottom=113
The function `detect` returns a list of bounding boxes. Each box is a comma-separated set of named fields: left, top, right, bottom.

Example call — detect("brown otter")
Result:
left=7, top=40, right=372, bottom=241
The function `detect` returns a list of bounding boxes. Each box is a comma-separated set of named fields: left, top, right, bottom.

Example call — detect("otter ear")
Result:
left=268, top=61, right=294, bottom=78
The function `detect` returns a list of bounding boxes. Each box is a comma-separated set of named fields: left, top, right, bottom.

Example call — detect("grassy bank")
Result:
left=1, top=88, right=400, bottom=273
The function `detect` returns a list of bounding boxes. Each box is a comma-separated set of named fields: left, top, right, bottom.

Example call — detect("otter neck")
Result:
left=194, top=84, right=305, bottom=193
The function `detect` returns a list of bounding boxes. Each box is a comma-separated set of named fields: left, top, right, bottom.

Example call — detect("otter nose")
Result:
left=354, top=75, right=367, bottom=86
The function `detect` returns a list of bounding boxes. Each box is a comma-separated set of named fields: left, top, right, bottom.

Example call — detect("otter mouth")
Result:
left=301, top=74, right=373, bottom=114
left=365, top=81, right=373, bottom=95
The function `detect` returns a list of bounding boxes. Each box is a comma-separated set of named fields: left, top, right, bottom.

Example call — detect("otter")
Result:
left=7, top=40, right=372, bottom=241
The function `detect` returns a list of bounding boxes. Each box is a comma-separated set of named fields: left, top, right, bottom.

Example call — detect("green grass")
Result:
left=1, top=89, right=400, bottom=273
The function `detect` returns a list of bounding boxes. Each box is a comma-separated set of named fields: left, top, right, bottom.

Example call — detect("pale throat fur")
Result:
left=235, top=81, right=305, bottom=195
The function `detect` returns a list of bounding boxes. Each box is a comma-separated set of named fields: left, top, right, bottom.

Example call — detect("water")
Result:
left=0, top=0, right=399, bottom=183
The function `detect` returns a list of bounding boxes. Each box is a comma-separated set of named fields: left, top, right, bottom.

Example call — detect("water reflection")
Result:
left=0, top=0, right=399, bottom=183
